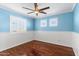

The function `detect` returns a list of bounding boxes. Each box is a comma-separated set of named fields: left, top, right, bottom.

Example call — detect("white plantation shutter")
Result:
left=10, top=15, right=27, bottom=32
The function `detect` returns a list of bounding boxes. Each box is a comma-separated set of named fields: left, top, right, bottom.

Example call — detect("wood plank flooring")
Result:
left=0, top=40, right=75, bottom=56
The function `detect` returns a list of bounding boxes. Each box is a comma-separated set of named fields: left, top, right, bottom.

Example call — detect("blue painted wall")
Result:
left=73, top=4, right=79, bottom=33
left=0, top=9, right=10, bottom=32
left=0, top=8, right=34, bottom=32
left=35, top=12, right=73, bottom=31
left=0, top=6, right=75, bottom=32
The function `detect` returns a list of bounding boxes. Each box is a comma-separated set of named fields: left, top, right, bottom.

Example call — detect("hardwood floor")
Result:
left=0, top=40, right=75, bottom=56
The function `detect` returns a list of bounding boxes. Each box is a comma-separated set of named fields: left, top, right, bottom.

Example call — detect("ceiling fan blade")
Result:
left=34, top=3, right=38, bottom=10
left=27, top=12, right=34, bottom=14
left=23, top=7, right=34, bottom=11
left=40, top=11, right=47, bottom=14
left=40, top=7, right=50, bottom=11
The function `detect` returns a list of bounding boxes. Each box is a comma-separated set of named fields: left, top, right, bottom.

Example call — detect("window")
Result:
left=49, top=18, right=58, bottom=27
left=10, top=15, right=27, bottom=32
left=40, top=19, right=47, bottom=27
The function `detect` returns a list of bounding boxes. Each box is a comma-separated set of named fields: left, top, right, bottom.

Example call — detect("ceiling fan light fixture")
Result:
left=34, top=11, right=39, bottom=14
left=23, top=3, right=50, bottom=16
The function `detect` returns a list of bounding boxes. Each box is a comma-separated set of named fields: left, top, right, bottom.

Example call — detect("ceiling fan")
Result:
left=22, top=3, right=50, bottom=16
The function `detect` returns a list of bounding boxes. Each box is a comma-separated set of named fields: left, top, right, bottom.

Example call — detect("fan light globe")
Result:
left=35, top=11, right=39, bottom=14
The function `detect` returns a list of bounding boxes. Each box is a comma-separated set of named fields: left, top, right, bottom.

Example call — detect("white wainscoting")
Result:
left=0, top=31, right=79, bottom=56
left=35, top=31, right=73, bottom=47
left=0, top=31, right=34, bottom=51
left=72, top=32, right=79, bottom=56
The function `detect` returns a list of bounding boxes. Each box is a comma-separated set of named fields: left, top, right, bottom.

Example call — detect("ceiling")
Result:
left=0, top=3, right=75, bottom=18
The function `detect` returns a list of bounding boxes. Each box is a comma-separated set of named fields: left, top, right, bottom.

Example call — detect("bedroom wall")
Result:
left=73, top=4, right=79, bottom=56
left=35, top=12, right=73, bottom=31
left=0, top=8, right=34, bottom=51
left=35, top=12, right=73, bottom=47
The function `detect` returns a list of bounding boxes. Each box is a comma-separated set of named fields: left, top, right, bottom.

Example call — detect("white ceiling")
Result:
left=0, top=3, right=75, bottom=18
